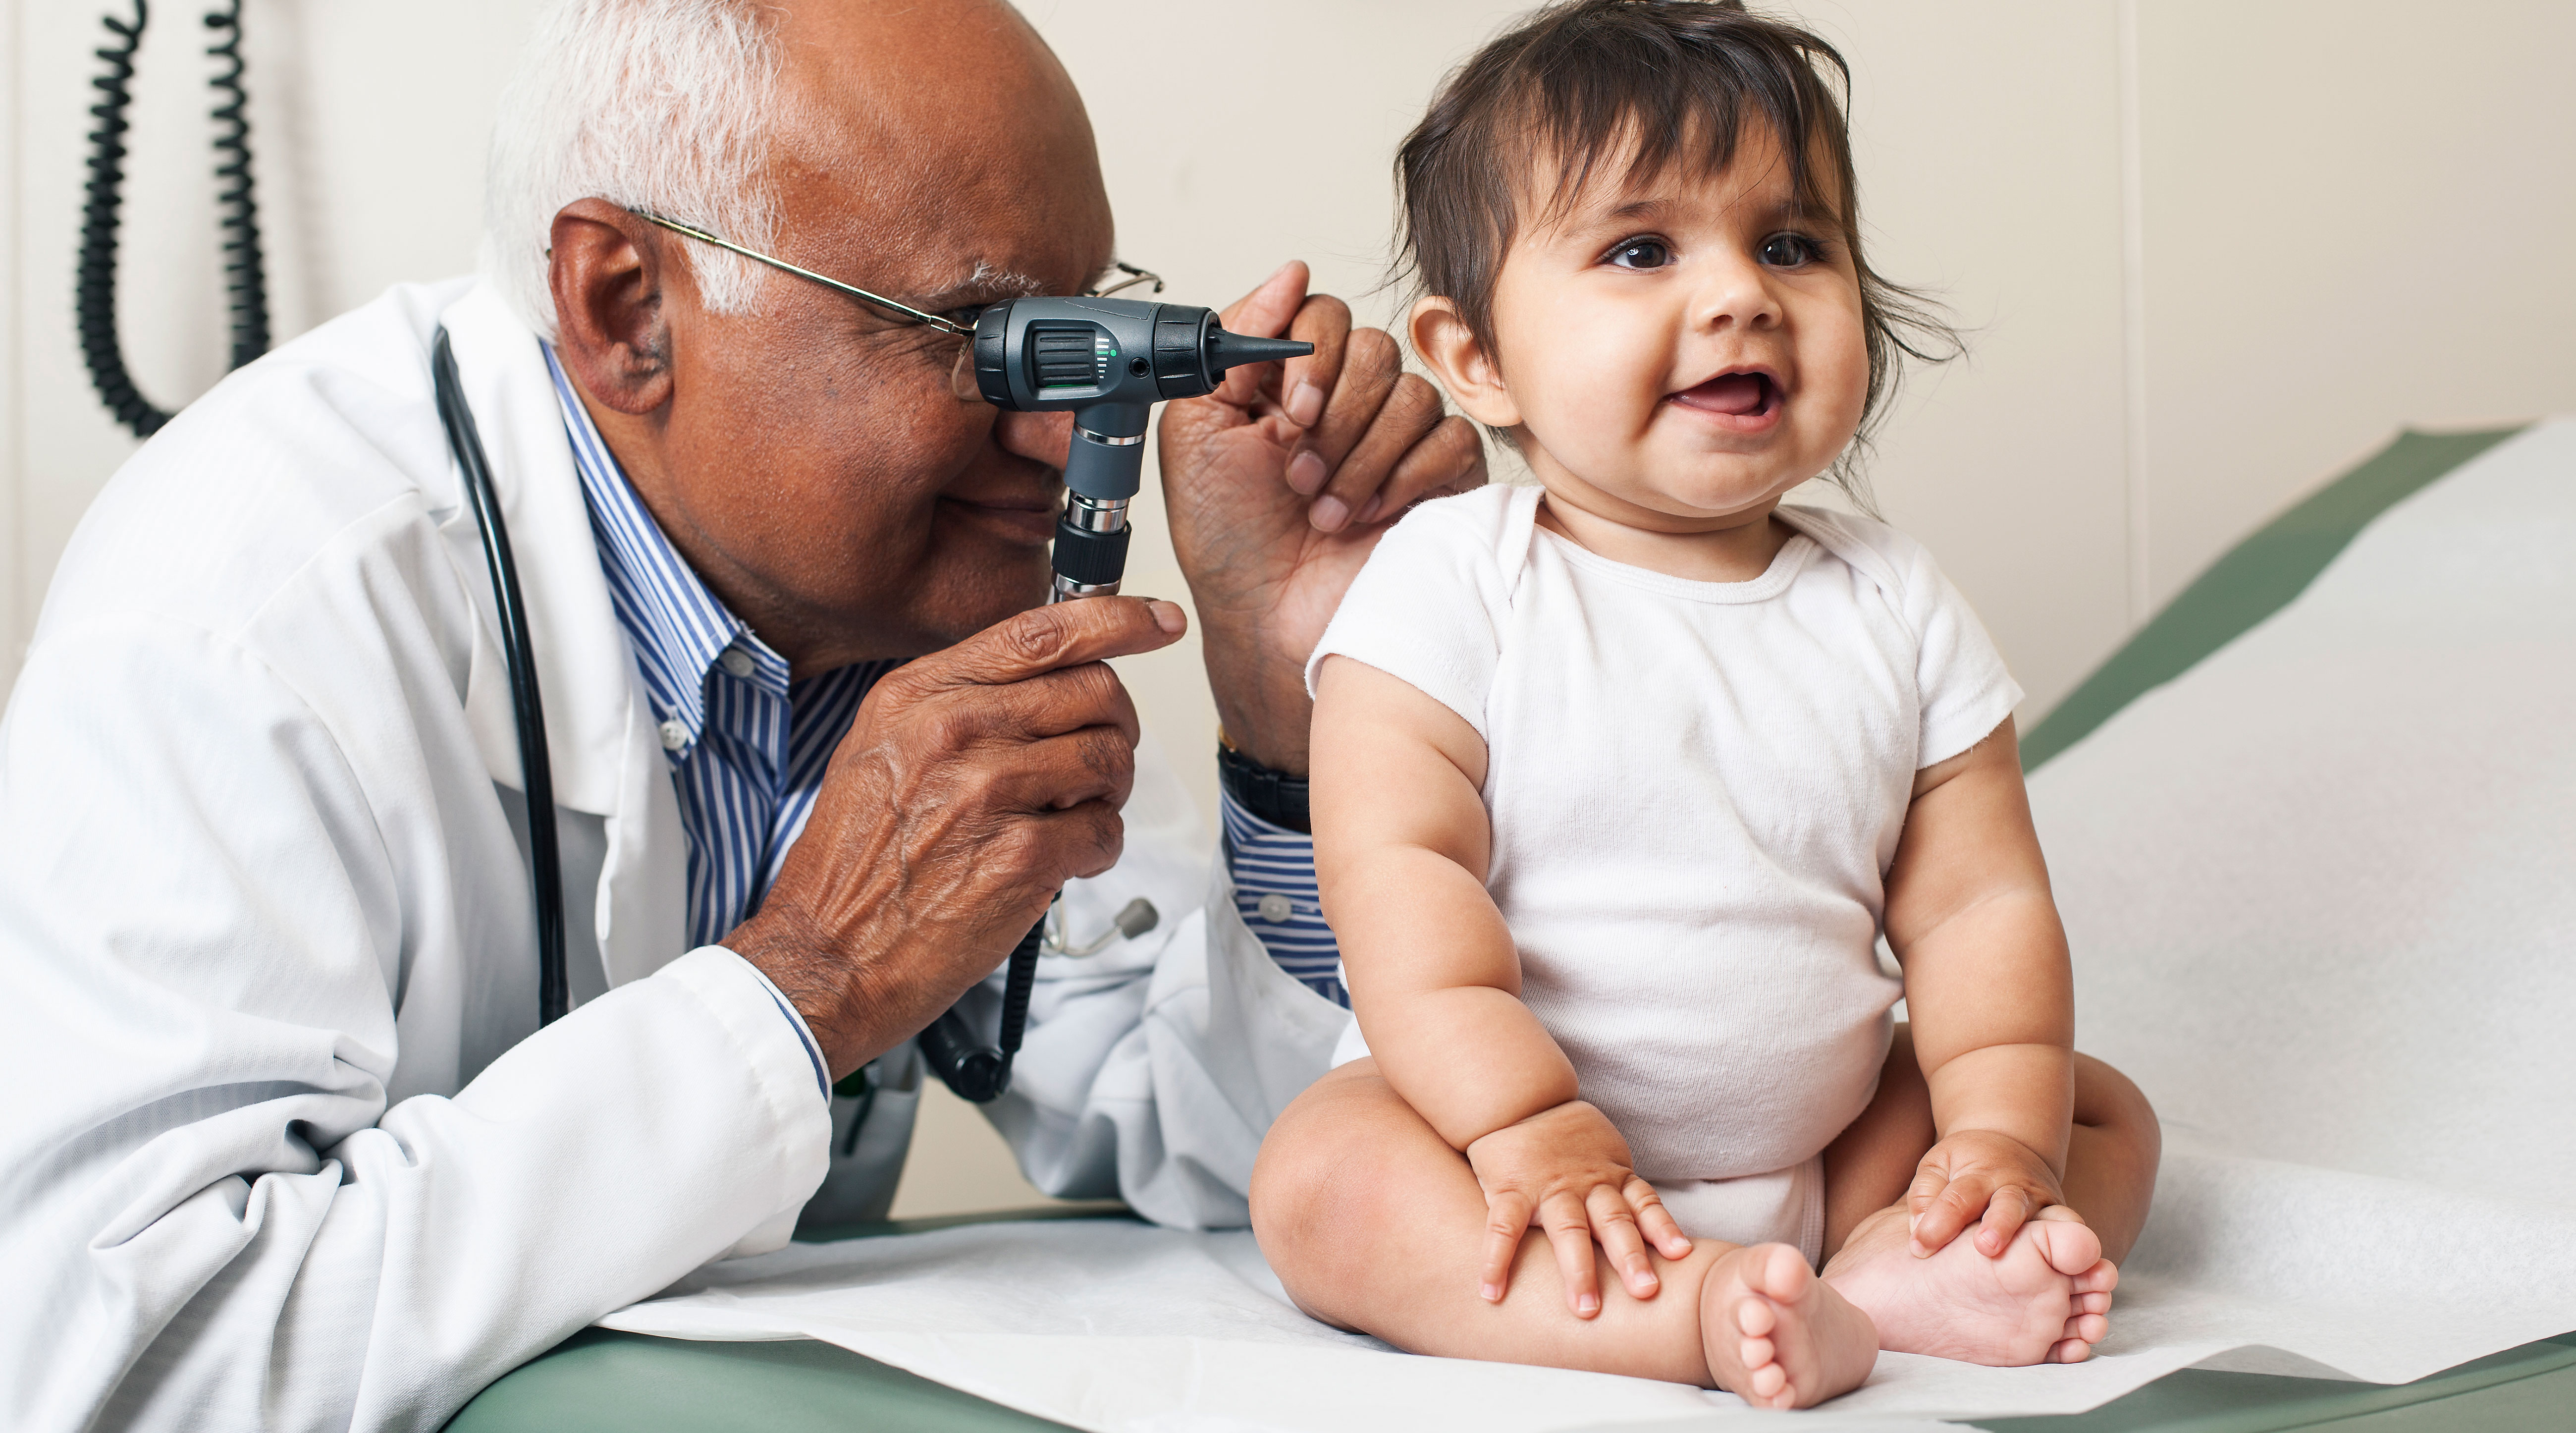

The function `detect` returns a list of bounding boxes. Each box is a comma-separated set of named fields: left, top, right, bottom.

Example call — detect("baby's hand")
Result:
left=1463, top=1100, right=1694, bottom=1317
left=1907, top=1128, right=2070, bottom=1258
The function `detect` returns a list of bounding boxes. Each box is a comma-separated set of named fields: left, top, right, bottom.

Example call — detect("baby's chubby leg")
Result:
left=1253, top=1061, right=1876, bottom=1407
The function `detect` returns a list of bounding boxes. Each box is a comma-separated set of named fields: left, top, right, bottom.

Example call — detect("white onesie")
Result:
left=1308, top=485, right=2022, bottom=1261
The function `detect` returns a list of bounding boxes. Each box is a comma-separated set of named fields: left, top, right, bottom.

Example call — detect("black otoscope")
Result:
left=913, top=296, right=1311, bottom=1103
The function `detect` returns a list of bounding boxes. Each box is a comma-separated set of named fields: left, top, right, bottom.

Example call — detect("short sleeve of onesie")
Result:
left=1304, top=487, right=1527, bottom=742
left=1787, top=508, right=2025, bottom=768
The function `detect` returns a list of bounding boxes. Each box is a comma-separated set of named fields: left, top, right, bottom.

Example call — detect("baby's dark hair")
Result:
left=1394, top=0, right=1956, bottom=496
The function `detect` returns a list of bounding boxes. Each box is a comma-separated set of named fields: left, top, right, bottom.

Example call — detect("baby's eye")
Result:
left=1757, top=232, right=1825, bottom=268
left=1603, top=238, right=1672, bottom=271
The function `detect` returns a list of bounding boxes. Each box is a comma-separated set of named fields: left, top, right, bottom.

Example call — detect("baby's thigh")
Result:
left=1251, top=1059, right=1492, bottom=1323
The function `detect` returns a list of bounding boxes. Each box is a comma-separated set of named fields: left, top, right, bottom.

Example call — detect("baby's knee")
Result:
left=1252, top=1069, right=1402, bottom=1308
left=2073, top=1054, right=2159, bottom=1146
left=1253, top=1067, right=1391, bottom=1235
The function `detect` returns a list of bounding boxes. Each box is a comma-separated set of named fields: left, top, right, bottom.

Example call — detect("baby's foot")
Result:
left=1824, top=1204, right=2117, bottom=1366
left=1698, top=1241, right=1878, bottom=1409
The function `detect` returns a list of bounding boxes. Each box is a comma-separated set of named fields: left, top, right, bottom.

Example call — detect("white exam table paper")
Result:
left=605, top=420, right=2576, bottom=1430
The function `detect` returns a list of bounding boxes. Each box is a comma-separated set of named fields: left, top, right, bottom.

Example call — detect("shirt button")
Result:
left=720, top=648, right=755, bottom=679
left=1257, top=893, right=1294, bottom=924
left=658, top=719, right=690, bottom=752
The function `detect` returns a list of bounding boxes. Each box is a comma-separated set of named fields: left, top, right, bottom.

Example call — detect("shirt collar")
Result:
left=541, top=343, right=792, bottom=753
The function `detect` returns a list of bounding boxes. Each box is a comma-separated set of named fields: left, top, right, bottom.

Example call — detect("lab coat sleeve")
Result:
left=0, top=617, right=831, bottom=1433
left=981, top=734, right=1355, bottom=1229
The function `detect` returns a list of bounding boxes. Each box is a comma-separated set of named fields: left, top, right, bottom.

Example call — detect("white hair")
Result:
left=482, top=0, right=787, bottom=339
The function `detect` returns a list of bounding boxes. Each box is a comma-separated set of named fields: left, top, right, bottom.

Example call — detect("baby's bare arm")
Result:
left=1883, top=716, right=2077, bottom=1254
left=1312, top=656, right=1688, bottom=1311
left=1312, top=656, right=1567, bottom=1142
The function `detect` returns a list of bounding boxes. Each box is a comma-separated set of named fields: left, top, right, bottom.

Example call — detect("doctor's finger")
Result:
left=896, top=597, right=1185, bottom=699
left=1539, top=1191, right=1603, bottom=1317
left=1353, top=414, right=1486, bottom=528
left=1281, top=328, right=1401, bottom=513
left=1478, top=1189, right=1535, bottom=1302
left=1235, top=290, right=1350, bottom=427
left=960, top=658, right=1143, bottom=749
left=974, top=725, right=1139, bottom=816
left=1305, top=369, right=1447, bottom=533
left=1005, top=800, right=1129, bottom=887
left=1585, top=1184, right=1660, bottom=1299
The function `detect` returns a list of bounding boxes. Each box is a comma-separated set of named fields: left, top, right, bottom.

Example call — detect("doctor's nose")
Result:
left=997, top=407, right=1075, bottom=470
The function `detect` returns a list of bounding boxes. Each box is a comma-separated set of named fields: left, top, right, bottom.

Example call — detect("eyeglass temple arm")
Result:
left=632, top=211, right=973, bottom=335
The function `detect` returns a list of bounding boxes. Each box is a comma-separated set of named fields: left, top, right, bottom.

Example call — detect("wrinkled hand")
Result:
left=1158, top=261, right=1486, bottom=774
left=727, top=597, right=1186, bottom=1079
left=1464, top=1100, right=1694, bottom=1317
left=1907, top=1128, right=2070, bottom=1258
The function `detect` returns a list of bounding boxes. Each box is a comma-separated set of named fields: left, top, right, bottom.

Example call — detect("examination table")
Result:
left=448, top=425, right=2576, bottom=1433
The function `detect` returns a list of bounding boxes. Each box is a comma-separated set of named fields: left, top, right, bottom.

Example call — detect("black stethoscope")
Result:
left=432, top=329, right=571, bottom=1027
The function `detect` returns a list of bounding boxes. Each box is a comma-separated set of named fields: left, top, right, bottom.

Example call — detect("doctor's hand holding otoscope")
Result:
left=710, top=251, right=1466, bottom=1103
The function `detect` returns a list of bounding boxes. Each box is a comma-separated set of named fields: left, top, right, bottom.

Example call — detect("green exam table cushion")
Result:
left=448, top=425, right=2569, bottom=1433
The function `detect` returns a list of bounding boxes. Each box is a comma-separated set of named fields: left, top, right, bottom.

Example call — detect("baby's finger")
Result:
left=1627, top=1177, right=1694, bottom=1260
left=1479, top=1190, right=1534, bottom=1303
left=1911, top=1170, right=1988, bottom=1257
left=1538, top=1190, right=1603, bottom=1318
left=1976, top=1185, right=2035, bottom=1257
left=1585, top=1184, right=1659, bottom=1299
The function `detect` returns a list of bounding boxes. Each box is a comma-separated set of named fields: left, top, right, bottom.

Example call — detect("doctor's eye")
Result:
left=1603, top=237, right=1673, bottom=271
left=941, top=304, right=987, bottom=331
left=1757, top=232, right=1826, bottom=268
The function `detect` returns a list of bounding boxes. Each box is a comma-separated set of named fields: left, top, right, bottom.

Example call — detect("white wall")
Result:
left=4, top=0, right=2571, bottom=1216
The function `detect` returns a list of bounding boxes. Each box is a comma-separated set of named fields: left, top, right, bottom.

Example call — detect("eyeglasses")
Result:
left=633, top=210, right=1163, bottom=336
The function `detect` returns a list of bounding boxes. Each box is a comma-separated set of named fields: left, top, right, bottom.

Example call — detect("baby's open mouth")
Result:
left=1671, top=370, right=1782, bottom=421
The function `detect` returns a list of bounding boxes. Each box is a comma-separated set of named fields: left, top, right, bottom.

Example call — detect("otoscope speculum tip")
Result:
left=1205, top=328, right=1314, bottom=375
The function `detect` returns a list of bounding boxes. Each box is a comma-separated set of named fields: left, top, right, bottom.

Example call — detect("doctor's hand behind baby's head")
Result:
left=1250, top=0, right=2157, bottom=1413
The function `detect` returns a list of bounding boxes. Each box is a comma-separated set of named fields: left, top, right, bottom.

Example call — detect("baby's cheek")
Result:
left=1514, top=349, right=1667, bottom=466
left=1799, top=303, right=1873, bottom=441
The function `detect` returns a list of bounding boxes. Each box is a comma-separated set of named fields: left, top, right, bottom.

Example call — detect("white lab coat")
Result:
left=0, top=279, right=1351, bottom=1433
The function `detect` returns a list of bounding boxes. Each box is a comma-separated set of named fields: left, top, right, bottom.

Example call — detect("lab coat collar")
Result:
left=431, top=281, right=687, bottom=988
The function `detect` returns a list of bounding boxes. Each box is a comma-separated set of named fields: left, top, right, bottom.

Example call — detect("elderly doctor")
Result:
left=0, top=1, right=1481, bottom=1428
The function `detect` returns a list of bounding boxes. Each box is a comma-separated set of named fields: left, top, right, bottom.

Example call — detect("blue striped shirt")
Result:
left=1223, top=798, right=1345, bottom=1007
left=543, top=342, right=1347, bottom=1071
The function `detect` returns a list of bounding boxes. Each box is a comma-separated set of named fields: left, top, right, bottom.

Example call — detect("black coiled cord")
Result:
left=205, top=1, right=268, bottom=371
left=76, top=0, right=271, bottom=441
left=79, top=2, right=163, bottom=438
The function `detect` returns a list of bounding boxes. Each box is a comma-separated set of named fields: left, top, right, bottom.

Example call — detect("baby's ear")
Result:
left=1408, top=297, right=1519, bottom=430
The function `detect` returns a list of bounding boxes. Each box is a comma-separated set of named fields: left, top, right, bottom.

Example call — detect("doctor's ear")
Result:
left=1408, top=296, right=1519, bottom=431
left=548, top=200, right=677, bottom=416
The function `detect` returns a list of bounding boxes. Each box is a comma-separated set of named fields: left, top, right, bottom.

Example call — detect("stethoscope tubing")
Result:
left=432, top=327, right=570, bottom=1026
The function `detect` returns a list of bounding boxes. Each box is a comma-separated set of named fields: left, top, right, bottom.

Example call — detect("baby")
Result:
left=1250, top=0, right=2160, bottom=1409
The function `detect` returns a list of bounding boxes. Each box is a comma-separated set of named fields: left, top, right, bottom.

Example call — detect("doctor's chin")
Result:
left=1, top=2, right=2569, bottom=1431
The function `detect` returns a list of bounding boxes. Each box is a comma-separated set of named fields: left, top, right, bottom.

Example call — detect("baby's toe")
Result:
left=2076, top=1290, right=2112, bottom=1316
left=1747, top=1363, right=1788, bottom=1401
left=1740, top=1334, right=1775, bottom=1371
left=2031, top=1219, right=2104, bottom=1278
left=2073, top=1259, right=2119, bottom=1295
left=1748, top=1243, right=1813, bottom=1301
left=1735, top=1294, right=1778, bottom=1338
left=2049, top=1336, right=2093, bottom=1364
left=2066, top=1311, right=2108, bottom=1344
